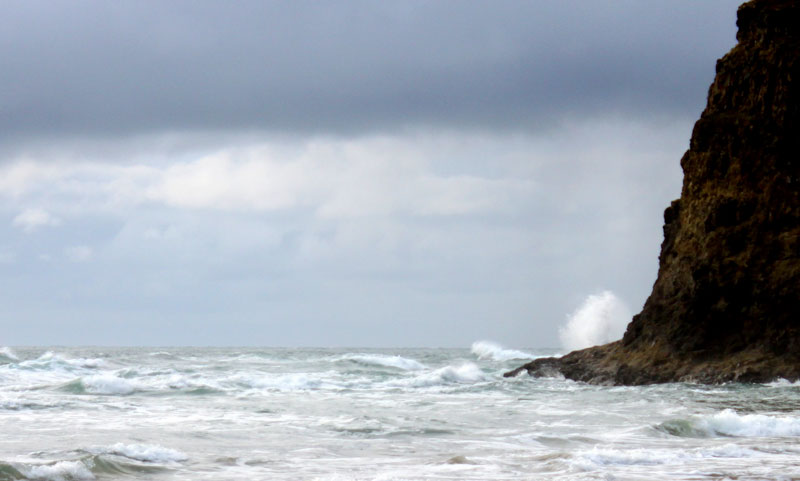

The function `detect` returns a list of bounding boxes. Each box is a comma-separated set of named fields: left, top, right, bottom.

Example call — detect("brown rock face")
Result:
left=507, top=0, right=800, bottom=384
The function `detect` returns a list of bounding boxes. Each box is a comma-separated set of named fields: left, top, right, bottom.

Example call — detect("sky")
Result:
left=0, top=0, right=742, bottom=348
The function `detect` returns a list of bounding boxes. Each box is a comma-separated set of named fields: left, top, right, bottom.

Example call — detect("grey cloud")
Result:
left=1, top=0, right=740, bottom=142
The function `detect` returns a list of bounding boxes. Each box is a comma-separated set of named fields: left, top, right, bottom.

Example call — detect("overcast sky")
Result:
left=1, top=0, right=741, bottom=348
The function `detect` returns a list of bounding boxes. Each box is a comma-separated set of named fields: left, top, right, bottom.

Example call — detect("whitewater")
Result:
left=2, top=344, right=800, bottom=480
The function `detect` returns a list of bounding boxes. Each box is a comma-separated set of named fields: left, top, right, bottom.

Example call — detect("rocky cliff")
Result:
left=507, top=0, right=800, bottom=384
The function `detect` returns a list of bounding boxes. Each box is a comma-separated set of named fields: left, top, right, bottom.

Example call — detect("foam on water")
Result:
left=5, top=346, right=800, bottom=480
left=698, top=409, right=800, bottom=437
left=394, top=362, right=488, bottom=388
left=559, top=291, right=631, bottom=351
left=573, top=443, right=764, bottom=470
left=95, top=443, right=188, bottom=463
left=659, top=409, right=800, bottom=438
left=0, top=346, right=19, bottom=363
left=336, top=353, right=426, bottom=371
left=470, top=340, right=535, bottom=361
left=766, top=378, right=800, bottom=387
left=75, top=375, right=140, bottom=395
left=17, top=352, right=106, bottom=372
left=228, top=372, right=333, bottom=391
left=23, top=460, right=95, bottom=481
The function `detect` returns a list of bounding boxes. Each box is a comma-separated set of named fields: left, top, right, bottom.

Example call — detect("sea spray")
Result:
left=470, top=341, right=535, bottom=361
left=559, top=291, right=631, bottom=351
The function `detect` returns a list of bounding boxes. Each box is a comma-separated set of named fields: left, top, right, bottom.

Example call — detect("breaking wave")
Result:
left=3, top=443, right=186, bottom=481
left=62, top=375, right=141, bottom=395
left=21, top=460, right=95, bottom=481
left=0, top=346, right=19, bottom=363
left=91, top=443, right=188, bottom=463
left=17, top=352, right=106, bottom=372
left=657, top=409, right=800, bottom=438
left=470, top=341, right=535, bottom=361
left=391, top=362, right=488, bottom=388
left=336, top=353, right=426, bottom=371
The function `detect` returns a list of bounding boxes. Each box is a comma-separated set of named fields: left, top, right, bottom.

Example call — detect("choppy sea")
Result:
left=2, top=342, right=800, bottom=481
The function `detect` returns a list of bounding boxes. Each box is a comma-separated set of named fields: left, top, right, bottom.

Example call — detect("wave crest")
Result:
left=470, top=341, right=534, bottom=361
left=658, top=409, right=800, bottom=438
left=22, top=460, right=95, bottom=481
left=395, top=363, right=488, bottom=388
left=337, top=353, right=426, bottom=371
left=93, top=443, right=188, bottom=463
left=0, top=346, right=19, bottom=363
left=62, top=375, right=140, bottom=395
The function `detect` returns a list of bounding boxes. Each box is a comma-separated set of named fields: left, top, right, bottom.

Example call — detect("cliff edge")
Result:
left=507, top=0, right=800, bottom=384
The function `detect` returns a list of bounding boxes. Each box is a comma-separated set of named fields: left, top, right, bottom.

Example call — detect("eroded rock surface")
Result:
left=507, top=0, right=800, bottom=384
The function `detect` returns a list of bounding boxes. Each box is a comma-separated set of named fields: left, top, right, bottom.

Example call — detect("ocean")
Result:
left=2, top=343, right=800, bottom=481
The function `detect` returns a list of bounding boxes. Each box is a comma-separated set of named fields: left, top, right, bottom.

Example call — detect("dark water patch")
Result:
left=654, top=419, right=711, bottom=438
left=143, top=385, right=224, bottom=397
left=58, top=379, right=87, bottom=394
left=183, top=386, right=223, bottom=396
left=88, top=454, right=169, bottom=476
left=445, top=455, right=477, bottom=465
left=0, top=463, right=25, bottom=481
left=332, top=426, right=385, bottom=436
left=0, top=400, right=71, bottom=412
left=535, top=435, right=600, bottom=448
left=214, top=456, right=240, bottom=466
left=385, top=428, right=455, bottom=438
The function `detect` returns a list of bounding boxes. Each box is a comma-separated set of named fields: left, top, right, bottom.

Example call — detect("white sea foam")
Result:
left=574, top=443, right=762, bottom=469
left=559, top=291, right=631, bottom=351
left=80, top=375, right=139, bottom=395
left=104, top=443, right=188, bottom=463
left=398, top=363, right=488, bottom=388
left=470, top=341, right=535, bottom=361
left=338, top=353, right=426, bottom=371
left=696, top=409, right=800, bottom=437
left=18, top=352, right=105, bottom=372
left=24, top=461, right=94, bottom=481
left=766, top=378, right=800, bottom=387
left=229, top=372, right=330, bottom=391
left=0, top=346, right=19, bottom=362
left=578, top=447, right=675, bottom=466
left=6, top=347, right=800, bottom=481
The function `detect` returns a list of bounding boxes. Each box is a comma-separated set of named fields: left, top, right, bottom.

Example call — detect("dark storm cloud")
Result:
left=1, top=0, right=740, bottom=140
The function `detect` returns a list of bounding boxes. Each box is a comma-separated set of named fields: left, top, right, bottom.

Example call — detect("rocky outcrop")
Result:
left=507, top=0, right=800, bottom=384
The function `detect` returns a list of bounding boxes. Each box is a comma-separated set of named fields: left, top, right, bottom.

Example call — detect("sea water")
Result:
left=2, top=343, right=800, bottom=480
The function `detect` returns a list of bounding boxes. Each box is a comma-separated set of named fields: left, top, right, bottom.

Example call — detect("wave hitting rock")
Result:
left=507, top=0, right=800, bottom=385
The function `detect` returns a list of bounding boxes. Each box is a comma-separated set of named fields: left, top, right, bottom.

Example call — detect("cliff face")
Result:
left=507, top=0, right=800, bottom=384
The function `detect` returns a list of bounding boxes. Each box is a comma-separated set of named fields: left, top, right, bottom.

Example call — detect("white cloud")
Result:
left=0, top=119, right=689, bottom=346
left=0, top=160, right=62, bottom=198
left=65, top=245, right=93, bottom=262
left=0, top=133, right=537, bottom=219
left=12, top=208, right=61, bottom=232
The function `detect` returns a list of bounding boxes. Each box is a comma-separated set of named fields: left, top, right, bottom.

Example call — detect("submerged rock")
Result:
left=507, top=0, right=800, bottom=384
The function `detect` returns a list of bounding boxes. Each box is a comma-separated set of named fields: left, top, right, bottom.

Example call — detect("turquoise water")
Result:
left=2, top=344, right=800, bottom=480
